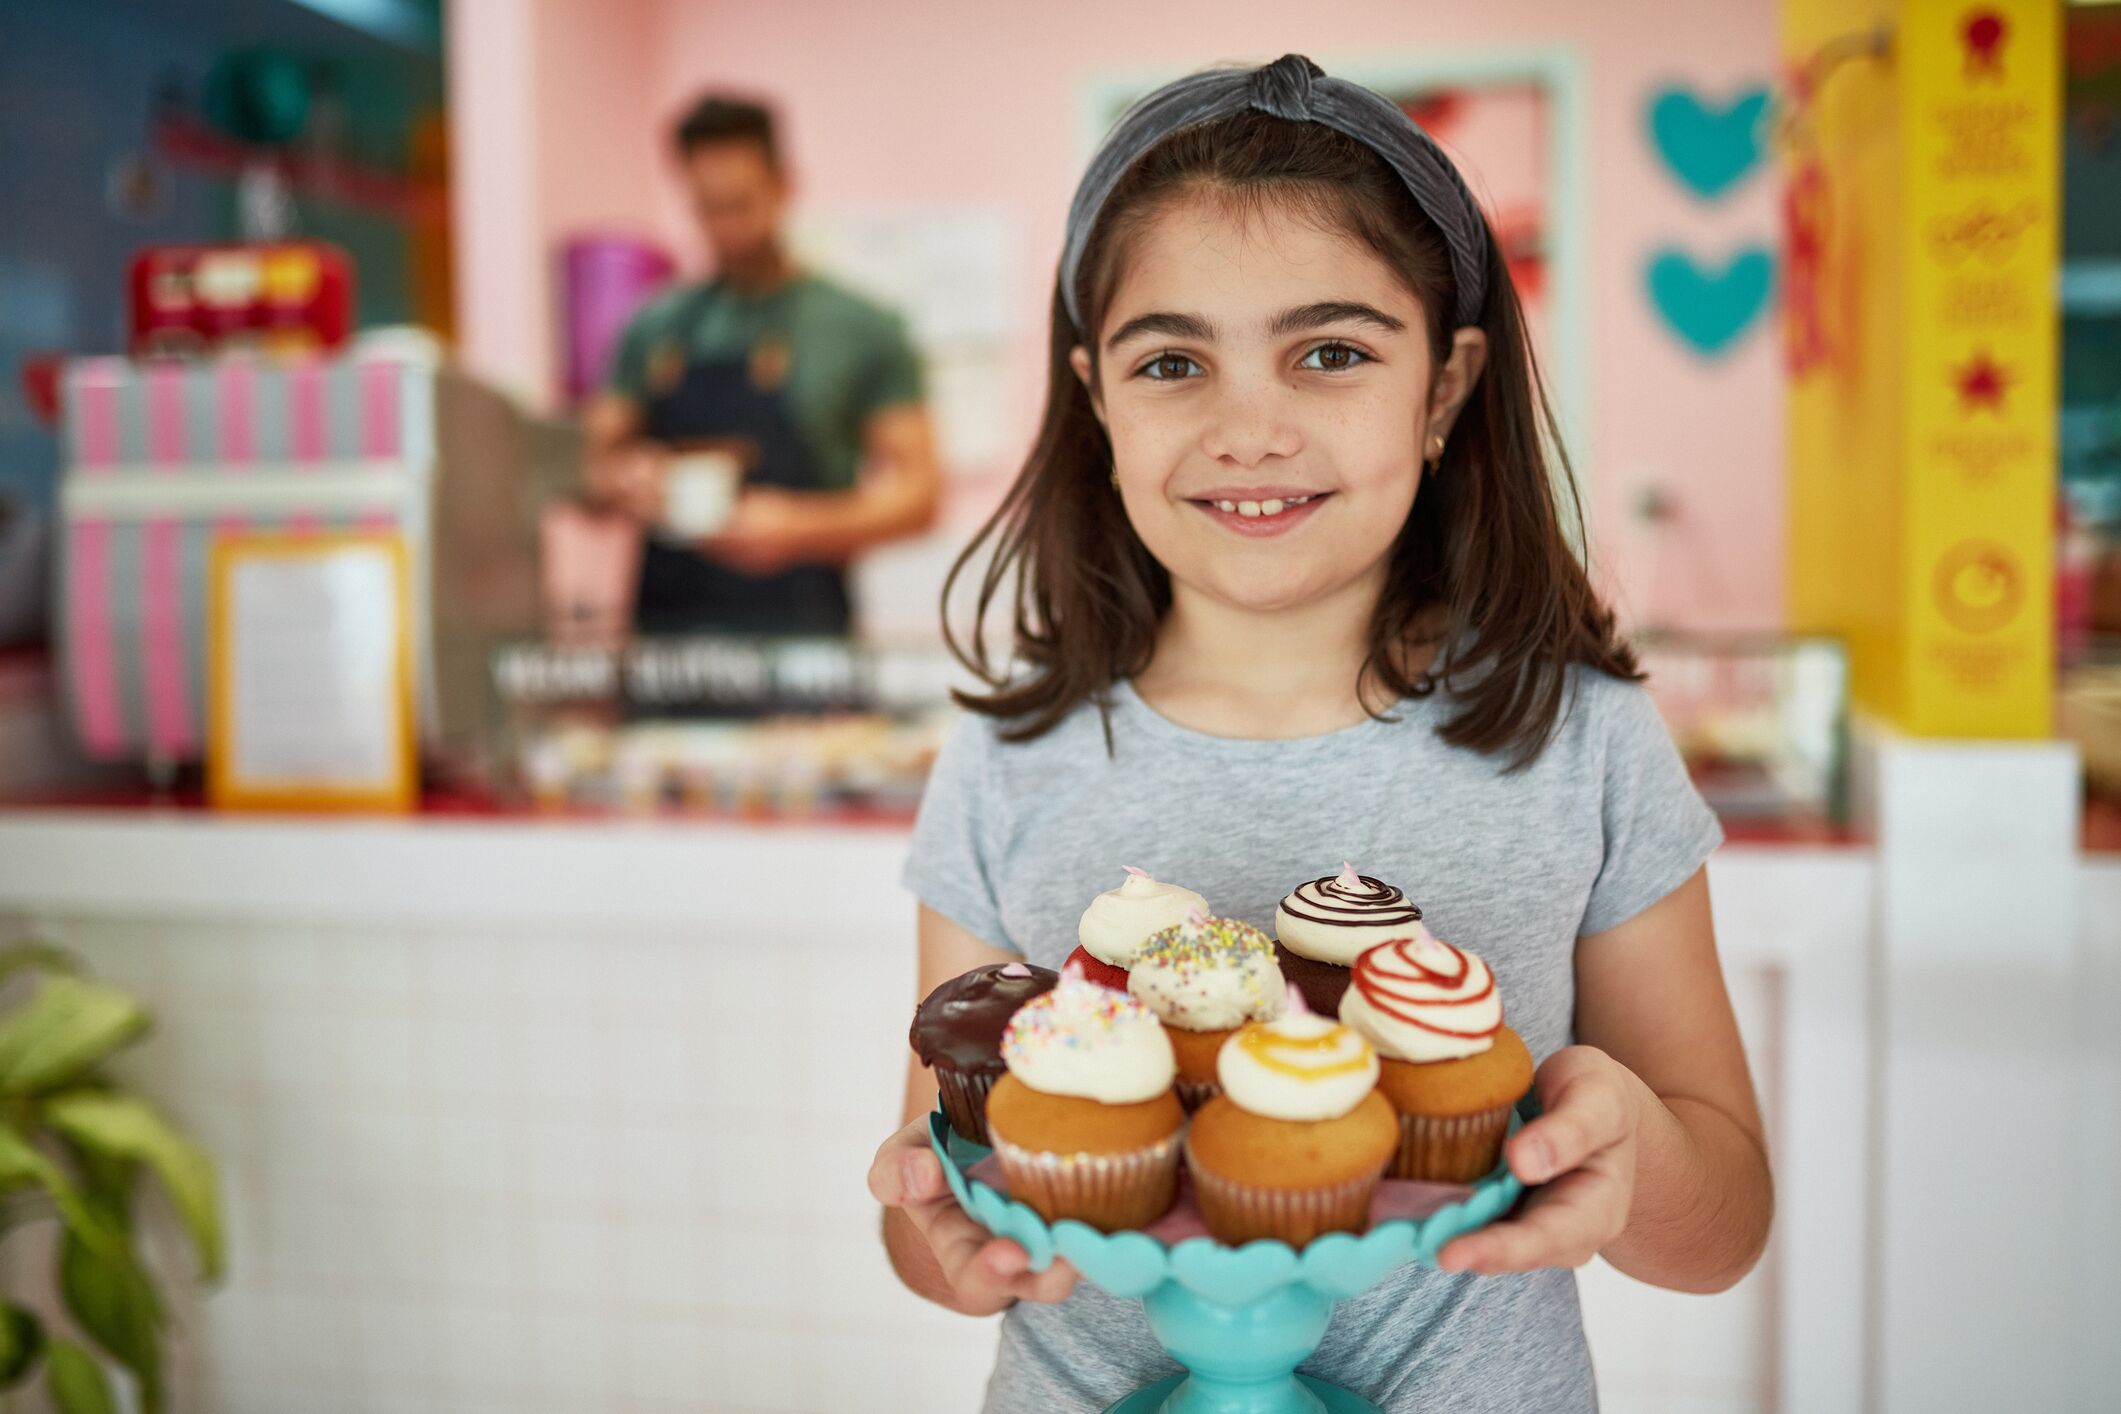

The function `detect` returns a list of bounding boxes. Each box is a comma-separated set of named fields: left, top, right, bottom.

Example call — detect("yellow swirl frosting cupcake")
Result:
left=1182, top=997, right=1398, bottom=1247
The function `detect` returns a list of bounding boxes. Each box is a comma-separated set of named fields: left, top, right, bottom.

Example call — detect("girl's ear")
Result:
left=1069, top=345, right=1107, bottom=426
left=1426, top=328, right=1489, bottom=443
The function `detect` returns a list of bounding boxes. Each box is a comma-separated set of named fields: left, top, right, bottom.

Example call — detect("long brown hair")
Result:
left=941, top=108, right=1639, bottom=769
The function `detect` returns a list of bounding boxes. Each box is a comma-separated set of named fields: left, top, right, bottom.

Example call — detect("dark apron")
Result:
left=634, top=307, right=853, bottom=637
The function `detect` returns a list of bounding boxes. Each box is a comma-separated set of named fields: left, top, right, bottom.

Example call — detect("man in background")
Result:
left=583, top=94, right=940, bottom=636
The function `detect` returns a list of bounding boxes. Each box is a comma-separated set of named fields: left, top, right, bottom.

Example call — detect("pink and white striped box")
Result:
left=55, top=343, right=559, bottom=767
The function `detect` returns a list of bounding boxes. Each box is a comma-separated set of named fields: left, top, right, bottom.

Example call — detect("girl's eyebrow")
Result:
left=1104, top=300, right=1406, bottom=353
left=1104, top=311, right=1216, bottom=352
left=1268, top=301, right=1407, bottom=337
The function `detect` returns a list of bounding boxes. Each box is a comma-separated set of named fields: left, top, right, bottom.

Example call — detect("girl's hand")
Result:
left=1435, top=1045, right=1644, bottom=1275
left=867, top=1116, right=1079, bottom=1313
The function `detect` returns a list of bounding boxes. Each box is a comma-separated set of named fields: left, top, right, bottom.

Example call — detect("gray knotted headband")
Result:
left=1060, top=54, right=1489, bottom=337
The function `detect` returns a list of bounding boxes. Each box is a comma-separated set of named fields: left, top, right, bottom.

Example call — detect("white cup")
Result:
left=662, top=450, right=741, bottom=537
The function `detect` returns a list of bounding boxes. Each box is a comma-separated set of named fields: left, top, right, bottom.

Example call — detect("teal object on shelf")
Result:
left=928, top=1107, right=1528, bottom=1414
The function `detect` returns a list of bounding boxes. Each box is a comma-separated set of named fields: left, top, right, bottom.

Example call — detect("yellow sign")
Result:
left=1784, top=0, right=2058, bottom=737
left=206, top=530, right=418, bottom=813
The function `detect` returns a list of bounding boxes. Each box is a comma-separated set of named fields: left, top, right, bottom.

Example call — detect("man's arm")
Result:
left=698, top=403, right=943, bottom=571
left=581, top=391, right=664, bottom=523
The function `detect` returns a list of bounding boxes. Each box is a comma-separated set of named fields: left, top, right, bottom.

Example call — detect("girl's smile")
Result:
left=1187, top=489, right=1333, bottom=536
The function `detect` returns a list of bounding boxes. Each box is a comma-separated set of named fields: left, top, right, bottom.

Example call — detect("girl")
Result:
left=867, top=54, right=1771, bottom=1412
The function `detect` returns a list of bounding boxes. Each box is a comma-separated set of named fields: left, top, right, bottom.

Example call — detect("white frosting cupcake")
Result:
left=1078, top=867, right=1211, bottom=967
left=1338, top=933, right=1503, bottom=1063
left=1216, top=1011, right=1378, bottom=1122
left=1002, top=967, right=1176, bottom=1104
left=1128, top=910, right=1287, bottom=1032
left=1274, top=862, right=1430, bottom=966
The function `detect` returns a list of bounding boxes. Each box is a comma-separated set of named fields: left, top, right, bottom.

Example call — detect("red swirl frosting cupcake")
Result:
left=1336, top=932, right=1533, bottom=1181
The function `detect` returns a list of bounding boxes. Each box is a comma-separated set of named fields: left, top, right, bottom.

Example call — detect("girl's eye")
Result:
left=1137, top=352, right=1202, bottom=381
left=1299, top=341, right=1369, bottom=372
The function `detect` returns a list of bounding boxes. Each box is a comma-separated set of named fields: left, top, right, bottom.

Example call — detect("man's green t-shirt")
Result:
left=605, top=272, right=925, bottom=491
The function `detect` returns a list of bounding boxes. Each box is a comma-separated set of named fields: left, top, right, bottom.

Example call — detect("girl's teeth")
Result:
left=1237, top=501, right=1262, bottom=517
left=1216, top=500, right=1237, bottom=512
left=1260, top=499, right=1284, bottom=515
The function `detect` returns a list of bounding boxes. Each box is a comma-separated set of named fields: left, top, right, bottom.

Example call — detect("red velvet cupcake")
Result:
left=1070, top=866, right=1210, bottom=990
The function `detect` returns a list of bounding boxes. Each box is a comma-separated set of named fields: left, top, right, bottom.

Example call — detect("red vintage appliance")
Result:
left=127, top=241, right=354, bottom=358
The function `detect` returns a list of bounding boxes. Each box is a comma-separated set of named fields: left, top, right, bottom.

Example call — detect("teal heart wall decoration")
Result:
left=1646, top=248, right=1775, bottom=356
left=1649, top=87, right=1771, bottom=200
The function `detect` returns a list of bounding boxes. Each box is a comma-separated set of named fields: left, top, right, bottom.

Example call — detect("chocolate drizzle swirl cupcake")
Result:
left=1272, top=862, right=1430, bottom=1012
left=910, top=961, right=1060, bottom=1144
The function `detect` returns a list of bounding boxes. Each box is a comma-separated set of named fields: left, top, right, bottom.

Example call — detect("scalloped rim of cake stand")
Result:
left=928, top=1106, right=1529, bottom=1305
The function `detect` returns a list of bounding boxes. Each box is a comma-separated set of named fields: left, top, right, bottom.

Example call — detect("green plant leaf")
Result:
left=59, top=1223, right=161, bottom=1414
left=0, top=977, right=148, bottom=1096
left=43, top=1092, right=222, bottom=1281
left=0, top=1126, right=122, bottom=1261
left=0, top=943, right=80, bottom=986
left=44, top=1339, right=118, bottom=1414
left=0, top=1302, right=44, bottom=1387
left=61, top=1138, right=136, bottom=1236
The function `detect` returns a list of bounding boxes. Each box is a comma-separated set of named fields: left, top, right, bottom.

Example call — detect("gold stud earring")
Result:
left=1426, top=432, right=1447, bottom=468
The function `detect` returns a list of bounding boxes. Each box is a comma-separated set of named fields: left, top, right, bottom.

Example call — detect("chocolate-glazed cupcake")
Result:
left=910, top=962, right=1060, bottom=1144
left=1272, top=863, right=1429, bottom=1013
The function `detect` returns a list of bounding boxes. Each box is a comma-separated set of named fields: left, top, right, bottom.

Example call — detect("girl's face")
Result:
left=1073, top=192, right=1484, bottom=619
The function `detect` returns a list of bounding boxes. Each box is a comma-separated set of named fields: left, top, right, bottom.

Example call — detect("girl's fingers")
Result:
left=868, top=1121, right=1076, bottom=1305
left=1437, top=1168, right=1619, bottom=1274
left=1011, top=1256, right=1080, bottom=1304
left=925, top=1207, right=1008, bottom=1291
left=980, top=1240, right=1078, bottom=1303
left=866, top=1120, right=939, bottom=1206
left=1516, top=1052, right=1632, bottom=1183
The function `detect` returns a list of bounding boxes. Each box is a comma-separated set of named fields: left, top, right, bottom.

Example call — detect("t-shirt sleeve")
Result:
left=855, top=310, right=925, bottom=420
left=1579, top=677, right=1726, bottom=936
left=899, top=711, right=1018, bottom=953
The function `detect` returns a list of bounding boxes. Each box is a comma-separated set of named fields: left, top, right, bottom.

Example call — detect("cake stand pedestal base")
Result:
left=1105, top=1372, right=1379, bottom=1414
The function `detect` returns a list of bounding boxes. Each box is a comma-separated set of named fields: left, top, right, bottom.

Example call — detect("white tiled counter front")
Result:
left=0, top=808, right=1882, bottom=1414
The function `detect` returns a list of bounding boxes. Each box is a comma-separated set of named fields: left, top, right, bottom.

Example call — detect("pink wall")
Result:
left=448, top=0, right=663, bottom=408
left=457, top=0, right=1786, bottom=631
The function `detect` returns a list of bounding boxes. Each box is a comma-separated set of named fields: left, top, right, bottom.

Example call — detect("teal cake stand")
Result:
left=929, top=1109, right=1527, bottom=1414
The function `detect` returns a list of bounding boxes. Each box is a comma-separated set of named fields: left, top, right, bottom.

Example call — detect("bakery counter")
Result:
left=0, top=799, right=2112, bottom=1414
left=0, top=802, right=1866, bottom=1414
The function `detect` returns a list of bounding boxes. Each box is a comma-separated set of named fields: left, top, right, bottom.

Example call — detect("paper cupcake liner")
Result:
left=1390, top=1106, right=1514, bottom=1183
left=1184, top=1138, right=1386, bottom=1247
left=990, top=1130, right=1183, bottom=1233
left=1174, top=1078, right=1222, bottom=1113
left=934, top=1069, right=999, bottom=1146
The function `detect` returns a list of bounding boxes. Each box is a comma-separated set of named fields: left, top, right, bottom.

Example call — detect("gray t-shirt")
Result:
left=899, top=664, right=1723, bottom=1412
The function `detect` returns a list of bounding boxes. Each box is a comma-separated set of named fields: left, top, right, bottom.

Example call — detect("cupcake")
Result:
left=1183, top=1000, right=1398, bottom=1247
left=1127, top=907, right=1287, bottom=1111
left=909, top=961, right=1060, bottom=1145
left=984, top=964, right=1185, bottom=1232
left=1338, top=934, right=1534, bottom=1182
left=1273, top=862, right=1427, bottom=1013
left=1070, top=866, right=1211, bottom=989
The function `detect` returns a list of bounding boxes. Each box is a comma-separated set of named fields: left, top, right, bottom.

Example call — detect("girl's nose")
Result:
left=1199, top=384, right=1302, bottom=467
